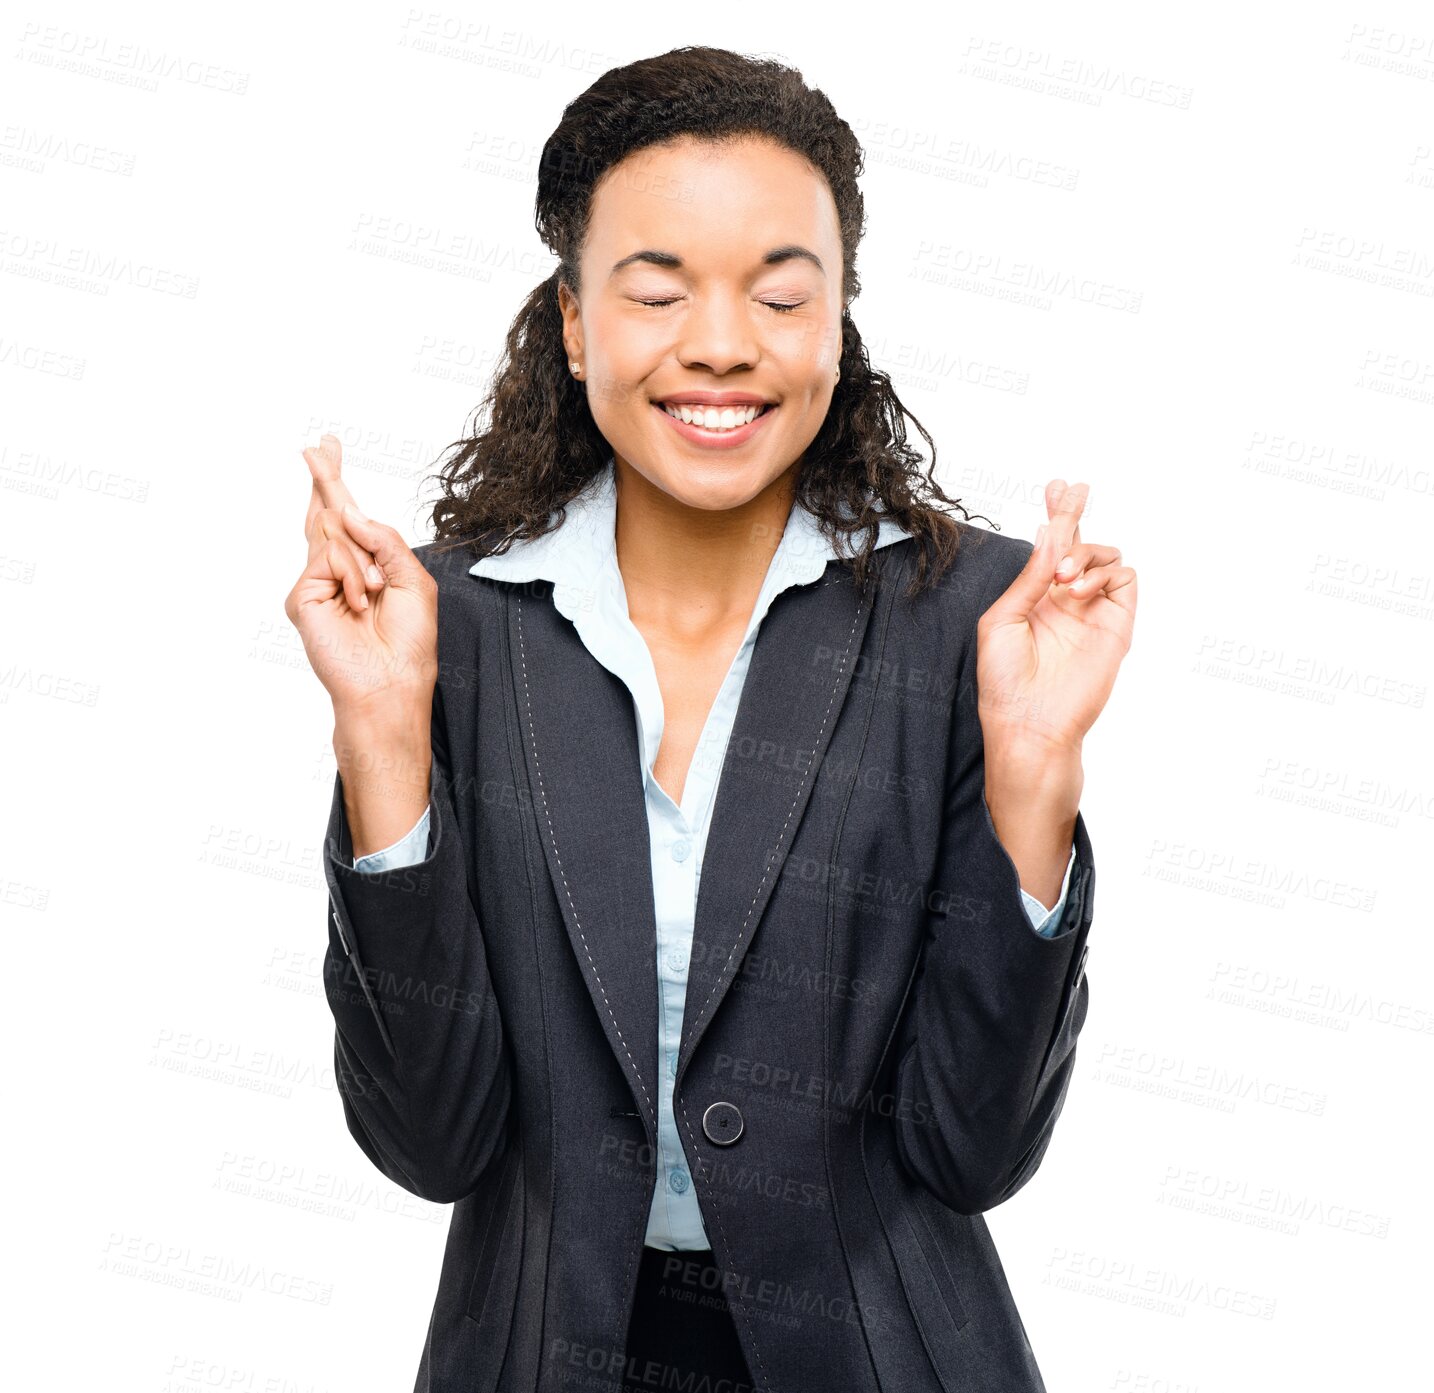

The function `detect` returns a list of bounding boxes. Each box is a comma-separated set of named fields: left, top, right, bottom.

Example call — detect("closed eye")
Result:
left=633, top=298, right=805, bottom=314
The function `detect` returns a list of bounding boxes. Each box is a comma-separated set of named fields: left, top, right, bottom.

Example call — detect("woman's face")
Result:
left=559, top=134, right=844, bottom=514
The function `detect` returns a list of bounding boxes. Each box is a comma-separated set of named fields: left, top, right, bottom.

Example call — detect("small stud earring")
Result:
left=570, top=361, right=581, bottom=375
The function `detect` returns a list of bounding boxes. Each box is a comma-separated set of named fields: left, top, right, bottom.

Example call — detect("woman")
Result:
left=285, top=46, right=1134, bottom=1393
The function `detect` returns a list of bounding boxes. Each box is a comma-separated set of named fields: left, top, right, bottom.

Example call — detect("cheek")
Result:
left=591, top=338, right=665, bottom=404
left=782, top=379, right=828, bottom=413
left=776, top=325, right=840, bottom=388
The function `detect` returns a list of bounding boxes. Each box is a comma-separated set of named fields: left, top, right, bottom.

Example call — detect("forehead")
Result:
left=587, top=136, right=840, bottom=262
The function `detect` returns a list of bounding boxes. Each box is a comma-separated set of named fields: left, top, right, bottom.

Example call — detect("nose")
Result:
left=674, top=291, right=760, bottom=376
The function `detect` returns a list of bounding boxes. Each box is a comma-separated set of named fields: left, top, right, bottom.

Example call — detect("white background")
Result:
left=4, top=2, right=1431, bottom=1388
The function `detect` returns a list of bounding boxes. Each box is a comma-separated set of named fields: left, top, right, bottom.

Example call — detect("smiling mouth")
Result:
left=654, top=401, right=776, bottom=433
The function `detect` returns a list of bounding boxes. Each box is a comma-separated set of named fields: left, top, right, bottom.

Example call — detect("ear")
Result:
left=557, top=277, right=583, bottom=365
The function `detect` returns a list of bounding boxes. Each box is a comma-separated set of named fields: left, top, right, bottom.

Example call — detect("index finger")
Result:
left=303, top=478, right=360, bottom=551
left=304, top=433, right=359, bottom=516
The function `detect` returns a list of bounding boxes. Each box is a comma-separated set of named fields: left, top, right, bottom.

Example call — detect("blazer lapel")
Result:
left=504, top=582, right=663, bottom=1136
left=676, top=565, right=879, bottom=1084
left=503, top=561, right=882, bottom=1129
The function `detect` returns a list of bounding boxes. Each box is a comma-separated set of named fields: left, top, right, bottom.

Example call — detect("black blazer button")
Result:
left=702, top=1101, right=744, bottom=1145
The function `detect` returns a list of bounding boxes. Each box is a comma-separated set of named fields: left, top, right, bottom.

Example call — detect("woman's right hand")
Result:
left=284, top=433, right=438, bottom=722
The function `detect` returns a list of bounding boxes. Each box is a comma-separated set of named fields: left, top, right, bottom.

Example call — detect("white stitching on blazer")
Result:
left=514, top=592, right=655, bottom=1116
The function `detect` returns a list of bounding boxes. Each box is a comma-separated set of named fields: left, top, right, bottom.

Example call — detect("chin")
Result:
left=653, top=462, right=783, bottom=514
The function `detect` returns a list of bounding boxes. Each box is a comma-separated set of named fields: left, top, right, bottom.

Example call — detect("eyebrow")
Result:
left=608, top=245, right=827, bottom=278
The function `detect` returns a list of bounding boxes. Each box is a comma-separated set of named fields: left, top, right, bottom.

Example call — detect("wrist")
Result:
left=333, top=683, right=432, bottom=739
left=983, top=737, right=1083, bottom=813
left=332, top=704, right=434, bottom=861
left=332, top=699, right=433, bottom=794
left=982, top=772, right=1080, bottom=911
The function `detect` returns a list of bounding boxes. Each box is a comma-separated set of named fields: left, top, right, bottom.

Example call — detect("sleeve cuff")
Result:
left=352, top=802, right=433, bottom=874
left=1020, top=841, right=1078, bottom=937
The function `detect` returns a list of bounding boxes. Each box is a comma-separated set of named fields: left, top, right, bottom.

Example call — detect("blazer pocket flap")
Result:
left=869, top=1156, right=972, bottom=1393
left=466, top=1139, right=526, bottom=1369
left=910, top=1198, right=971, bottom=1332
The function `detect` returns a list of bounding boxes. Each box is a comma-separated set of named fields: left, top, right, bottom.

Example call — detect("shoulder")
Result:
left=412, top=528, right=510, bottom=591
left=884, top=517, right=1034, bottom=617
left=863, top=519, right=1031, bottom=682
left=410, top=533, right=516, bottom=653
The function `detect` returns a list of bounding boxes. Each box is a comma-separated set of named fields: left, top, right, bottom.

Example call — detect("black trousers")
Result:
left=622, top=1245, right=755, bottom=1392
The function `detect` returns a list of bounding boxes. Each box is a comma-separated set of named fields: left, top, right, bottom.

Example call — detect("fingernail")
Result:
left=1058, top=554, right=1074, bottom=575
left=359, top=593, right=369, bottom=609
left=1035, top=524, right=1047, bottom=547
left=344, top=502, right=367, bottom=522
left=366, top=564, right=383, bottom=586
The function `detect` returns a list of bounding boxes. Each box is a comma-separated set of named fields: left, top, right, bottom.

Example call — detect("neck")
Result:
left=612, top=456, right=799, bottom=639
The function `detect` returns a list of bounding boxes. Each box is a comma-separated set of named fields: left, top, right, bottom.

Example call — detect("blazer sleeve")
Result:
left=321, top=678, right=513, bottom=1204
left=889, top=538, right=1095, bottom=1216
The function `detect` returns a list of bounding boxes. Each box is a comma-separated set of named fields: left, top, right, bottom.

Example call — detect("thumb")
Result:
left=342, top=504, right=427, bottom=590
left=987, top=526, right=1058, bottom=621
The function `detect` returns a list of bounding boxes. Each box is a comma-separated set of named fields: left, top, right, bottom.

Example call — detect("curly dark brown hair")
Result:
left=423, top=45, right=995, bottom=596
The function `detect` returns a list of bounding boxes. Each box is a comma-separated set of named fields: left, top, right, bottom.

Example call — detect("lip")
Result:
left=652, top=400, right=778, bottom=450
left=653, top=391, right=775, bottom=407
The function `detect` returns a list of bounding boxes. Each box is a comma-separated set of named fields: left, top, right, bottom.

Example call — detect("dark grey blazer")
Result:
left=320, top=519, right=1095, bottom=1393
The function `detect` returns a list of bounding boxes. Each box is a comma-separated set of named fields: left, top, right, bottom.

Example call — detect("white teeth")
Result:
left=661, top=403, right=766, bottom=431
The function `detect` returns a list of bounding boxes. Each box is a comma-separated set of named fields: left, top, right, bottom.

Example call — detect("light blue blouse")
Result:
left=350, top=458, right=1076, bottom=1247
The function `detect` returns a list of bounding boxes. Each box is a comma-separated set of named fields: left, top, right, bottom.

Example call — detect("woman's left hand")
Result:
left=976, top=479, right=1136, bottom=764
